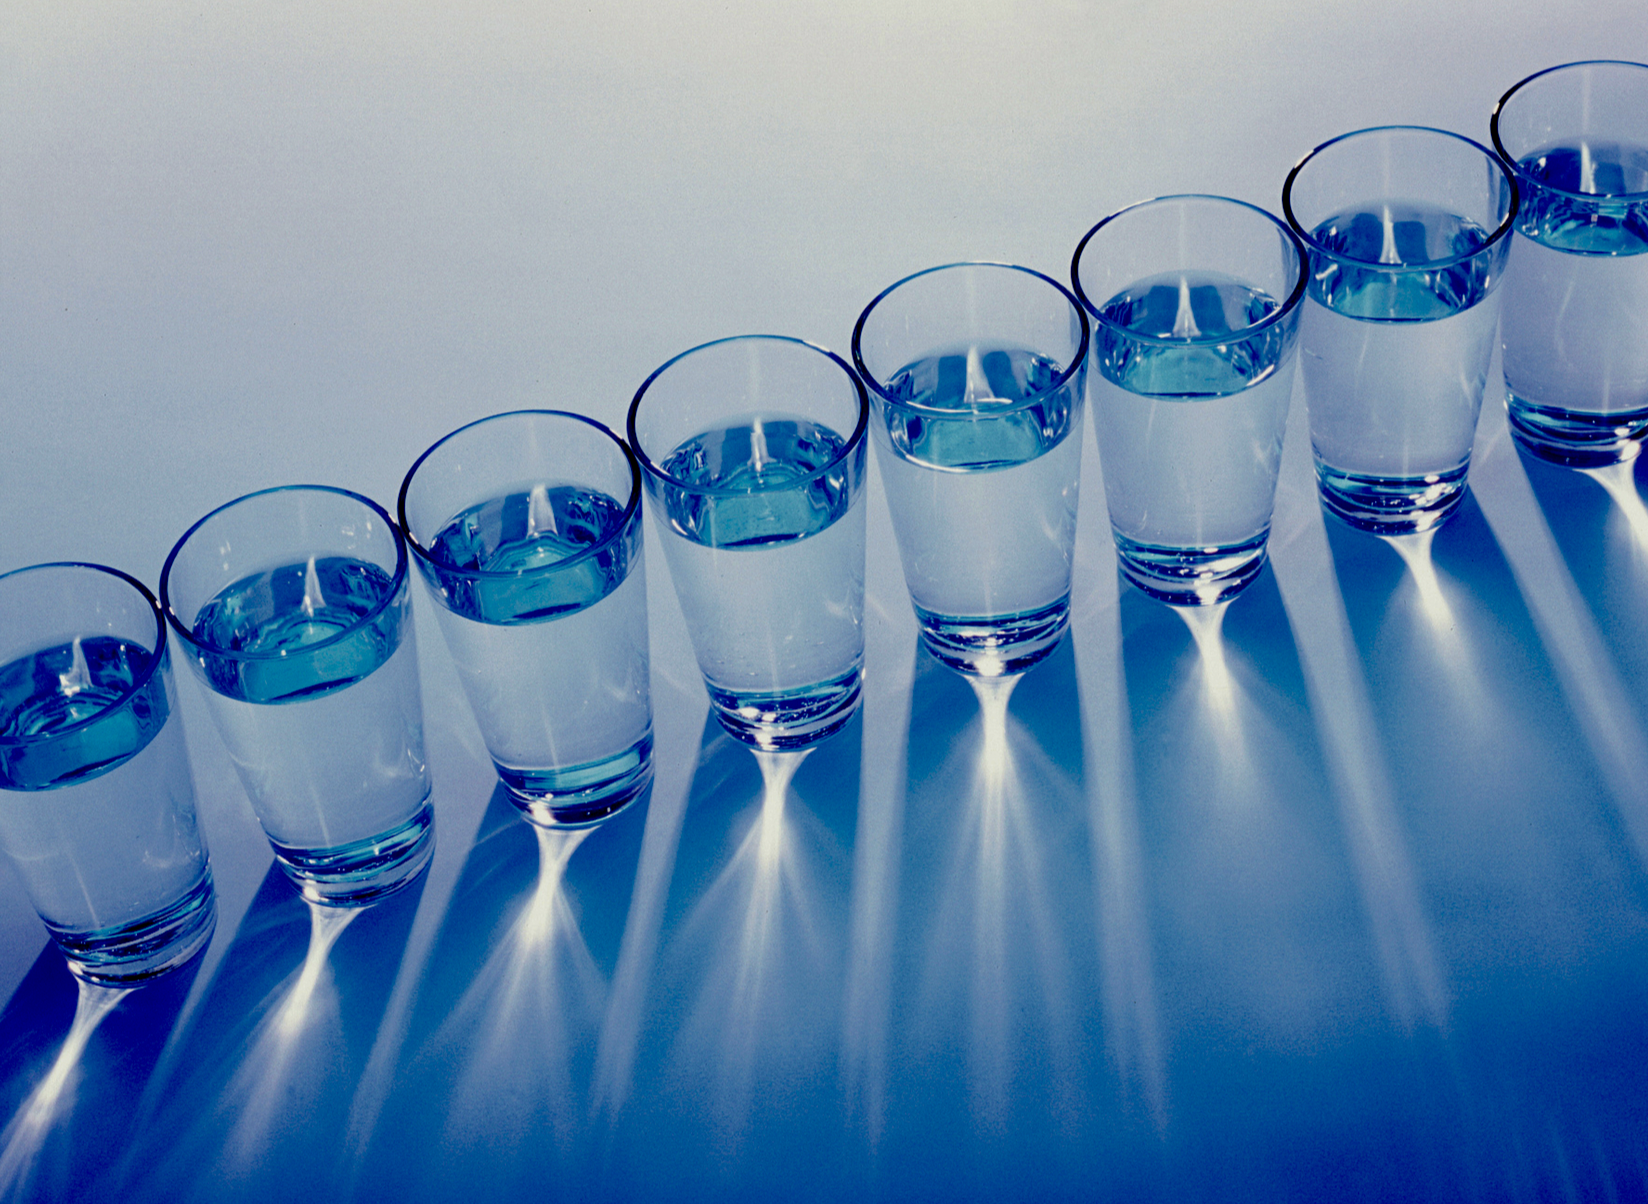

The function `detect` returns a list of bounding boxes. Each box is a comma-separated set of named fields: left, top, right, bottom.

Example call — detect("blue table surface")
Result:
left=3, top=4, right=1648, bottom=1200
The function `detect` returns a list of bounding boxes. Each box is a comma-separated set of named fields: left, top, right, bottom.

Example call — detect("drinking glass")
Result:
left=1284, top=126, right=1517, bottom=533
left=0, top=562, right=216, bottom=983
left=853, top=263, right=1089, bottom=675
left=162, top=486, right=433, bottom=905
left=1072, top=195, right=1308, bottom=606
left=628, top=335, right=869, bottom=750
left=399, top=410, right=653, bottom=827
left=1492, top=60, right=1648, bottom=467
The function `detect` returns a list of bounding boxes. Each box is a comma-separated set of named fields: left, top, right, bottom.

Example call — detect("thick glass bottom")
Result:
left=914, top=596, right=1069, bottom=678
left=1506, top=393, right=1648, bottom=468
left=271, top=799, right=435, bottom=906
left=1316, top=461, right=1468, bottom=534
left=707, top=666, right=862, bottom=751
left=48, top=870, right=217, bottom=986
left=497, top=733, right=653, bottom=827
left=1114, top=531, right=1268, bottom=607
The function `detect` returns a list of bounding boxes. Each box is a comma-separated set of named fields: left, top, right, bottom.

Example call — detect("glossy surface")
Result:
left=2, top=8, right=1647, bottom=1202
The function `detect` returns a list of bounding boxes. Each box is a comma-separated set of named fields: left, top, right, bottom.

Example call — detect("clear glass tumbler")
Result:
left=400, top=410, right=653, bottom=827
left=628, top=335, right=869, bottom=750
left=0, top=562, right=216, bottom=983
left=1284, top=126, right=1517, bottom=533
left=162, top=486, right=434, bottom=906
left=1072, top=195, right=1308, bottom=606
left=853, top=263, right=1089, bottom=675
left=1492, top=60, right=1648, bottom=467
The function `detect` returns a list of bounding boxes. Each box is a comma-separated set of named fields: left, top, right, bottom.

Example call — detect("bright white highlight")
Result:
left=0, top=981, right=130, bottom=1198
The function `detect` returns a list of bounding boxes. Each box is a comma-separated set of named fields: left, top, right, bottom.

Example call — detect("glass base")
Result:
left=48, top=870, right=217, bottom=986
left=1114, top=531, right=1268, bottom=607
left=1316, top=461, right=1468, bottom=535
left=707, top=666, right=862, bottom=751
left=1506, top=393, right=1648, bottom=468
left=914, top=596, right=1069, bottom=677
left=272, top=800, right=435, bottom=907
left=497, top=733, right=653, bottom=827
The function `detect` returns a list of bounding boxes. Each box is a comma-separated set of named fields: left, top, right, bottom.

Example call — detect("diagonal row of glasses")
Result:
left=0, top=60, right=1642, bottom=988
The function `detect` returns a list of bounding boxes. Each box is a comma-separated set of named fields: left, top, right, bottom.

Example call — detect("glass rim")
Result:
left=851, top=261, right=1092, bottom=415
left=161, top=484, right=409, bottom=662
left=627, top=334, right=870, bottom=496
left=1282, top=125, right=1520, bottom=271
left=0, top=561, right=168, bottom=749
left=1070, top=194, right=1310, bottom=347
left=1491, top=60, right=1648, bottom=202
left=399, top=408, right=643, bottom=582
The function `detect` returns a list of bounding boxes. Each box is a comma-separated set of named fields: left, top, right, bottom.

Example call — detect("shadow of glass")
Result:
left=1115, top=573, right=1377, bottom=1073
left=352, top=781, right=645, bottom=1200
left=869, top=637, right=1098, bottom=1197
left=0, top=951, right=78, bottom=1107
left=1086, top=562, right=1540, bottom=1201
left=108, top=864, right=425, bottom=1203
left=0, top=947, right=200, bottom=1203
left=1520, top=450, right=1648, bottom=715
left=1084, top=538, right=1648, bottom=1204
left=1298, top=491, right=1648, bottom=1199
left=601, top=709, right=860, bottom=1197
left=1323, top=494, right=1641, bottom=988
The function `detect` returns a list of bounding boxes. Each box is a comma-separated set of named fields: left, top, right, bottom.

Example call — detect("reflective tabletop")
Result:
left=3, top=4, right=1647, bottom=1200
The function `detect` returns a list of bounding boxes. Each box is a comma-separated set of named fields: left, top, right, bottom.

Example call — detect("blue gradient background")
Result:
left=2, top=2, right=1647, bottom=1199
